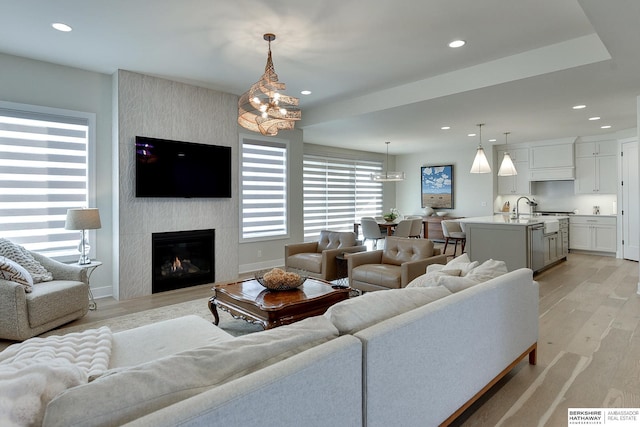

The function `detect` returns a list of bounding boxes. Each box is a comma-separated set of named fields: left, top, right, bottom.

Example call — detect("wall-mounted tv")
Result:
left=135, top=136, right=232, bottom=198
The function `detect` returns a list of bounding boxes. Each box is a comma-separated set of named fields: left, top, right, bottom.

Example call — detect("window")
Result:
left=240, top=136, right=288, bottom=241
left=0, top=101, right=95, bottom=260
left=303, top=154, right=383, bottom=240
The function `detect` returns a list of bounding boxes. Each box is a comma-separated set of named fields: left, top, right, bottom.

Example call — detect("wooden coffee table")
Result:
left=208, top=278, right=350, bottom=329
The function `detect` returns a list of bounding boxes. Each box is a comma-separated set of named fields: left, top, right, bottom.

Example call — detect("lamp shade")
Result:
left=470, top=147, right=491, bottom=174
left=65, top=208, right=101, bottom=230
left=498, top=152, right=518, bottom=176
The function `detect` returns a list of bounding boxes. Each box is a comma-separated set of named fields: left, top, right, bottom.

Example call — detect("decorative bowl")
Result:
left=255, top=268, right=307, bottom=291
left=382, top=214, right=397, bottom=222
left=436, top=211, right=448, bottom=217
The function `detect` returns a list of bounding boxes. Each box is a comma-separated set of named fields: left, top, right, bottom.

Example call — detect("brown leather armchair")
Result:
left=348, top=236, right=447, bottom=292
left=285, top=230, right=366, bottom=281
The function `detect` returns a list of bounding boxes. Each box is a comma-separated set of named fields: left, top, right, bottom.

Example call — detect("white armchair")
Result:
left=0, top=246, right=90, bottom=341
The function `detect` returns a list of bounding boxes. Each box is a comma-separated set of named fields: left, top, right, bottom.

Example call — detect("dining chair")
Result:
left=408, top=218, right=423, bottom=238
left=441, top=220, right=466, bottom=256
left=361, top=217, right=386, bottom=249
left=392, top=219, right=413, bottom=238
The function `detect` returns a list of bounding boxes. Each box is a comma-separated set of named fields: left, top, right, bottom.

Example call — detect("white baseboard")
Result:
left=91, top=285, right=113, bottom=300
left=239, top=258, right=284, bottom=274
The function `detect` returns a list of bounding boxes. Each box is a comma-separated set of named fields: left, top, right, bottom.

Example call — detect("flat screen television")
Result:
left=135, top=136, right=232, bottom=198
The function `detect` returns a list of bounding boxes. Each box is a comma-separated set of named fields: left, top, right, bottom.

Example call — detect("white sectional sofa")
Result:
left=18, top=265, right=537, bottom=427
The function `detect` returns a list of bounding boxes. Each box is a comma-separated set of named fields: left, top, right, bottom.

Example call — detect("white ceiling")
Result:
left=1, top=0, right=639, bottom=154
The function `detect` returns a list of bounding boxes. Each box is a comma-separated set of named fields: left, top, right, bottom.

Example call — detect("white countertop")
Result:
left=459, top=214, right=570, bottom=227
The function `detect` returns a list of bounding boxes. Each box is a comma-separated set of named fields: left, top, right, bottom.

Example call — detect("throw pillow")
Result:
left=43, top=316, right=339, bottom=427
left=0, top=238, right=53, bottom=283
left=0, top=256, right=34, bottom=292
left=436, top=259, right=508, bottom=293
left=406, top=269, right=461, bottom=288
left=465, top=259, right=508, bottom=282
left=435, top=275, right=481, bottom=293
left=442, top=253, right=479, bottom=276
left=324, top=286, right=452, bottom=335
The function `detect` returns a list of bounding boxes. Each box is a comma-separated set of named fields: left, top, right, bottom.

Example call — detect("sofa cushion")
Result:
left=0, top=256, right=33, bottom=292
left=109, top=315, right=234, bottom=369
left=352, top=264, right=402, bottom=289
left=324, top=286, right=452, bottom=335
left=381, top=237, right=434, bottom=266
left=317, top=230, right=357, bottom=252
left=26, top=280, right=88, bottom=328
left=0, top=239, right=53, bottom=283
left=285, top=252, right=322, bottom=274
left=43, top=316, right=339, bottom=427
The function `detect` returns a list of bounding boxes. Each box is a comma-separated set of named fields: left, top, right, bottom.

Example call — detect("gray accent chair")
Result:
left=360, top=217, right=385, bottom=249
left=348, top=236, right=447, bottom=292
left=391, top=219, right=413, bottom=238
left=0, top=251, right=89, bottom=341
left=285, top=230, right=366, bottom=282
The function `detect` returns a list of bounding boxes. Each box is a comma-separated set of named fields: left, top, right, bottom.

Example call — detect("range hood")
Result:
left=529, top=167, right=575, bottom=181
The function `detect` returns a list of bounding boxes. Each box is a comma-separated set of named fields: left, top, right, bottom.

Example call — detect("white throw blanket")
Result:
left=0, top=326, right=113, bottom=427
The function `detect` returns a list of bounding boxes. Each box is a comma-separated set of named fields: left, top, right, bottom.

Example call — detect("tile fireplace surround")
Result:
left=115, top=70, right=238, bottom=300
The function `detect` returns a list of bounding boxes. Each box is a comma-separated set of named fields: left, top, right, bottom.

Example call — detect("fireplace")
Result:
left=151, top=229, right=215, bottom=294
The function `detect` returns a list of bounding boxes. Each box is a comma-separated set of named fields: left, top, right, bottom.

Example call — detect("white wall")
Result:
left=395, top=146, right=495, bottom=218
left=0, top=53, right=114, bottom=299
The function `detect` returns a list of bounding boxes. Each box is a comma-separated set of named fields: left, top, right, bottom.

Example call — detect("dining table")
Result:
left=353, top=220, right=399, bottom=236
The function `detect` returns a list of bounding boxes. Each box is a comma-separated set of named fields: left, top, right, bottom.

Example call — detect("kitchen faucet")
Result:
left=516, top=196, right=532, bottom=218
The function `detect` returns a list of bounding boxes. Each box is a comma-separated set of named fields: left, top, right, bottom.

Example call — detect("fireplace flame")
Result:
left=171, top=256, right=183, bottom=272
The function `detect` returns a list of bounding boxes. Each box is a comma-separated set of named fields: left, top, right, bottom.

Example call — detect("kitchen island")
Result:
left=459, top=214, right=569, bottom=273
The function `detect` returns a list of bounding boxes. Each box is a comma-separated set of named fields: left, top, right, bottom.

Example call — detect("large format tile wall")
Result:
left=115, top=70, right=238, bottom=299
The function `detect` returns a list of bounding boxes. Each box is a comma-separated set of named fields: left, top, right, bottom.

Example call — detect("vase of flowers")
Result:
left=382, top=209, right=399, bottom=222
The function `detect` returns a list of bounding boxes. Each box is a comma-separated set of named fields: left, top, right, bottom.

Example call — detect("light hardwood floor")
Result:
left=21, top=252, right=640, bottom=426
left=456, top=253, right=640, bottom=426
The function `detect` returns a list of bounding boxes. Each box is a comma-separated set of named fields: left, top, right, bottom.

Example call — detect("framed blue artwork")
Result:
left=421, top=165, right=453, bottom=209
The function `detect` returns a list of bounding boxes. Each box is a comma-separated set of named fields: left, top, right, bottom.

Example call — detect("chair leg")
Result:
left=462, top=239, right=466, bottom=253
left=443, top=238, right=449, bottom=254
left=453, top=240, right=458, bottom=257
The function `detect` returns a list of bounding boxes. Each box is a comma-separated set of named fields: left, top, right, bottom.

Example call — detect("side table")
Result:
left=334, top=253, right=349, bottom=287
left=79, top=260, right=101, bottom=311
left=334, top=253, right=361, bottom=297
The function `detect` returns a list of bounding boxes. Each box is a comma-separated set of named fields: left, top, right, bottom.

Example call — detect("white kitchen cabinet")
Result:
left=529, top=142, right=575, bottom=181
left=497, top=148, right=530, bottom=195
left=569, top=216, right=616, bottom=253
left=574, top=141, right=617, bottom=194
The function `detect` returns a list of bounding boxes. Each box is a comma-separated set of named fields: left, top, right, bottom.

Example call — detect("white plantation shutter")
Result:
left=241, top=137, right=288, bottom=240
left=0, top=102, right=94, bottom=260
left=303, top=155, right=383, bottom=240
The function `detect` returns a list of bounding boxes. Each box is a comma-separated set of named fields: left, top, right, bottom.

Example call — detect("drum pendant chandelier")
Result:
left=237, top=33, right=301, bottom=136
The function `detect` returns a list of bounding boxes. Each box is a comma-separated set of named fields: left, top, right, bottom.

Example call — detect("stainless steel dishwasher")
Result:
left=528, top=224, right=545, bottom=272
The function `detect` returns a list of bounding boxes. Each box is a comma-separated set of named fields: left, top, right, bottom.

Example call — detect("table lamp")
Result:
left=65, top=208, right=101, bottom=265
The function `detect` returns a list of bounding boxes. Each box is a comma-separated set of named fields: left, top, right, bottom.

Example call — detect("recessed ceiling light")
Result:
left=588, top=116, right=601, bottom=121
left=441, top=126, right=451, bottom=130
left=468, top=133, right=476, bottom=137
left=489, top=138, right=497, bottom=142
left=449, top=40, right=466, bottom=48
left=52, top=22, right=72, bottom=32
left=572, top=104, right=586, bottom=110
left=600, top=125, right=612, bottom=129
left=300, top=90, right=311, bottom=95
